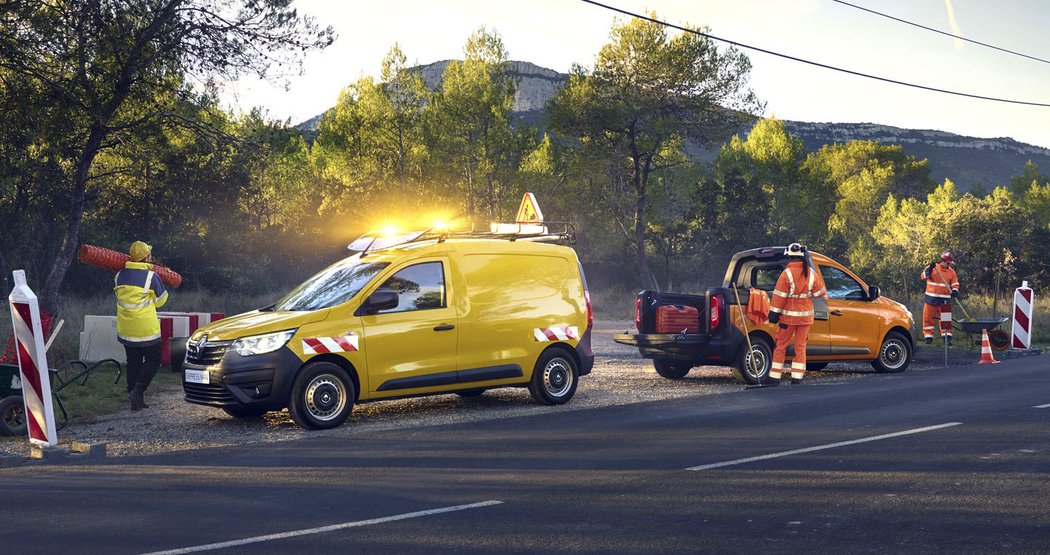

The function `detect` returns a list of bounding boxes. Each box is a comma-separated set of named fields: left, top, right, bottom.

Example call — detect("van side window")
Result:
left=821, top=266, right=866, bottom=300
left=377, top=262, right=446, bottom=313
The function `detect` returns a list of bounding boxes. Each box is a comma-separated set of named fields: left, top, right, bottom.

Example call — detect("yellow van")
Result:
left=182, top=224, right=593, bottom=429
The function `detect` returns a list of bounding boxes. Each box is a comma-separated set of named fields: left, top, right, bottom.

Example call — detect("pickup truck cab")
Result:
left=613, top=247, right=914, bottom=384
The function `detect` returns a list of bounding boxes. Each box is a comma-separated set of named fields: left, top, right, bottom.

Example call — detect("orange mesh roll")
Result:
left=77, top=244, right=183, bottom=288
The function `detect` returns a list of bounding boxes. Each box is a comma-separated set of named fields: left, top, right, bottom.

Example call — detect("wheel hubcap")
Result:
left=544, top=358, right=574, bottom=397
left=305, top=375, right=346, bottom=421
left=882, top=340, right=906, bottom=368
left=746, top=348, right=767, bottom=379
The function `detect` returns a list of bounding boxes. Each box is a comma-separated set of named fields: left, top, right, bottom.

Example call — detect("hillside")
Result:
left=298, top=60, right=1050, bottom=191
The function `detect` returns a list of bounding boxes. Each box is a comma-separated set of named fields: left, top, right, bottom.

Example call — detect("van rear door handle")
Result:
left=830, top=310, right=844, bottom=316
left=433, top=324, right=455, bottom=331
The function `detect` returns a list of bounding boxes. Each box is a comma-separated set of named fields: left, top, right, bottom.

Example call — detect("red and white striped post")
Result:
left=1012, top=281, right=1034, bottom=350
left=8, top=270, right=58, bottom=447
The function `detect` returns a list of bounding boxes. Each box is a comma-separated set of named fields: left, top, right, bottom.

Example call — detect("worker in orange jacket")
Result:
left=766, top=243, right=827, bottom=384
left=921, top=251, right=960, bottom=345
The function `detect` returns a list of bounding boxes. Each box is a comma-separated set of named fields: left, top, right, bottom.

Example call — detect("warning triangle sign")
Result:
left=516, top=192, right=544, bottom=223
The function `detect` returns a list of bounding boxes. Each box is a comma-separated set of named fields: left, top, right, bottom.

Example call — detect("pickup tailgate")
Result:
left=613, top=289, right=743, bottom=364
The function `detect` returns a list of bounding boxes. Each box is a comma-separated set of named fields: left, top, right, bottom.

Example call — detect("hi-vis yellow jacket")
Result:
left=770, top=260, right=827, bottom=325
left=114, top=261, right=169, bottom=346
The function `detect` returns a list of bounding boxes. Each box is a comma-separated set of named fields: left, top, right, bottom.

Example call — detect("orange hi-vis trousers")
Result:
left=770, top=323, right=811, bottom=380
left=922, top=303, right=952, bottom=339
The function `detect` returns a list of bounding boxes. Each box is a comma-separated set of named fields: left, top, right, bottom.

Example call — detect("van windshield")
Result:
left=274, top=256, right=389, bottom=312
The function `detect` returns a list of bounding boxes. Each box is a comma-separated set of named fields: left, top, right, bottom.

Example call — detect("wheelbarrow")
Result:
left=0, top=359, right=122, bottom=436
left=953, top=317, right=1010, bottom=350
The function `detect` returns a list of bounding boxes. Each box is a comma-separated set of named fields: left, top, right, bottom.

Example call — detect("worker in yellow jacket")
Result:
left=920, top=251, right=960, bottom=345
left=767, top=243, right=827, bottom=384
left=115, top=241, right=169, bottom=411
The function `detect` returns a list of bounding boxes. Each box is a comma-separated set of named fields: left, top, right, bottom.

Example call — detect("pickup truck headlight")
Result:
left=232, top=329, right=296, bottom=357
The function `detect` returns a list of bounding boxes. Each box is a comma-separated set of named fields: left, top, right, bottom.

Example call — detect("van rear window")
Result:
left=274, top=257, right=389, bottom=311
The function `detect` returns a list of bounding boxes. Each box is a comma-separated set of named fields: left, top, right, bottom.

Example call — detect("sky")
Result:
left=221, top=0, right=1050, bottom=150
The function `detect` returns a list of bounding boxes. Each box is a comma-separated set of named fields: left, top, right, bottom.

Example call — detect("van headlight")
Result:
left=232, top=330, right=296, bottom=357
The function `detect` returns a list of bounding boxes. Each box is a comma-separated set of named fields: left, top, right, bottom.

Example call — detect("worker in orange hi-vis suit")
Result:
left=766, top=243, right=827, bottom=385
left=921, top=251, right=960, bottom=345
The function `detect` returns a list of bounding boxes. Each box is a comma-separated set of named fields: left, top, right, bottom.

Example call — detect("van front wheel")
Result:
left=529, top=348, right=578, bottom=405
left=289, top=362, right=355, bottom=429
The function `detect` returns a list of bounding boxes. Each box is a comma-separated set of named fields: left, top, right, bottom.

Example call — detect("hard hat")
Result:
left=129, top=241, right=152, bottom=262
left=941, top=251, right=953, bottom=263
left=785, top=243, right=807, bottom=257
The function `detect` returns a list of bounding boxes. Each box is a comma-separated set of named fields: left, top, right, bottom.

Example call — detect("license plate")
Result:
left=184, top=369, right=210, bottom=384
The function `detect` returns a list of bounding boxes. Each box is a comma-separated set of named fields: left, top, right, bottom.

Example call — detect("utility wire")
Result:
left=578, top=0, right=1050, bottom=108
left=832, top=0, right=1050, bottom=66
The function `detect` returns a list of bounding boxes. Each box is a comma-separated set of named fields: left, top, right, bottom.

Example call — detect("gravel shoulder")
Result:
left=0, top=320, right=1038, bottom=460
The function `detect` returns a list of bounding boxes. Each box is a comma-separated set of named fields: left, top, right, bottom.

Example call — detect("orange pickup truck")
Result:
left=613, top=247, right=915, bottom=384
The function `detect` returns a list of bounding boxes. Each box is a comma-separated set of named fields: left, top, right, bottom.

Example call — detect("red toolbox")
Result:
left=655, top=304, right=699, bottom=334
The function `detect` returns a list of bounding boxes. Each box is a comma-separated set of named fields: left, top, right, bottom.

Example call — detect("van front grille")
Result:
left=185, top=339, right=232, bottom=365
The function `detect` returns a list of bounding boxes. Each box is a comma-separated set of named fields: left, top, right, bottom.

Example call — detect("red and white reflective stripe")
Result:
left=8, top=271, right=58, bottom=447
left=302, top=336, right=359, bottom=354
left=1013, top=282, right=1034, bottom=349
left=533, top=326, right=579, bottom=342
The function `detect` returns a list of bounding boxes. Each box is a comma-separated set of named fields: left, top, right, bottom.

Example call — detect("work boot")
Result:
left=946, top=335, right=952, bottom=346
left=791, top=378, right=802, bottom=385
left=128, top=383, right=149, bottom=411
left=763, top=376, right=780, bottom=387
left=924, top=337, right=932, bottom=345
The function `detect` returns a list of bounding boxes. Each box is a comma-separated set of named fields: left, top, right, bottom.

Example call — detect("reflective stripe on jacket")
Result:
left=769, top=260, right=827, bottom=325
left=114, top=261, right=169, bottom=346
left=921, top=264, right=959, bottom=306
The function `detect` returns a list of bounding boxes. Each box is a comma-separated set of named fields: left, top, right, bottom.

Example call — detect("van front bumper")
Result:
left=182, top=346, right=302, bottom=410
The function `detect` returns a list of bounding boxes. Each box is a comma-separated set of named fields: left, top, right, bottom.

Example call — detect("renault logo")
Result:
left=191, top=334, right=207, bottom=358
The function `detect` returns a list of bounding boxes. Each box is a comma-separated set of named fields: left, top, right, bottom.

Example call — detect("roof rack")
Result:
left=348, top=221, right=577, bottom=254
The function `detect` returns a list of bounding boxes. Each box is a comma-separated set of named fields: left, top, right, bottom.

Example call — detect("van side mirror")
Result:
left=356, top=289, right=399, bottom=315
left=868, top=285, right=880, bottom=300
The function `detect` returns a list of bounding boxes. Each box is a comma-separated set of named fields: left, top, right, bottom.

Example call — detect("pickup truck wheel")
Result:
left=653, top=359, right=691, bottom=379
left=289, top=362, right=355, bottom=429
left=871, top=331, right=911, bottom=373
left=732, top=336, right=772, bottom=385
left=528, top=348, right=578, bottom=405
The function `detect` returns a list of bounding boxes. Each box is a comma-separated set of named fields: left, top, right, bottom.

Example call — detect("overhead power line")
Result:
left=578, top=0, right=1050, bottom=108
left=832, top=0, right=1050, bottom=66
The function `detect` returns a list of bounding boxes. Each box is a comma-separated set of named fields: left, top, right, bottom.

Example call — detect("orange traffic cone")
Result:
left=978, top=329, right=1000, bottom=364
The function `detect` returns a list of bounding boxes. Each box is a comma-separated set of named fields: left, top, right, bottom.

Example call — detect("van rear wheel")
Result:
left=0, top=396, right=26, bottom=436
left=289, top=362, right=355, bottom=429
left=529, top=348, right=578, bottom=405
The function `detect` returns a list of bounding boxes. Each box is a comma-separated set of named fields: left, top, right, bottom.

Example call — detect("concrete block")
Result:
left=29, top=445, right=66, bottom=460
left=70, top=441, right=107, bottom=459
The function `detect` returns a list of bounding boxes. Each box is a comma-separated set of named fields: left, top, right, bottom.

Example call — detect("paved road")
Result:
left=1, top=355, right=1047, bottom=554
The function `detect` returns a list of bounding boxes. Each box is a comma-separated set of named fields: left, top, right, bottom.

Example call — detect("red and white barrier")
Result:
left=1012, top=281, right=1034, bottom=350
left=79, top=311, right=225, bottom=364
left=8, top=270, right=58, bottom=447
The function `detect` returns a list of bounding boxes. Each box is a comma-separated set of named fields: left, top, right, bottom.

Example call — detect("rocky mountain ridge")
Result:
left=298, top=60, right=1050, bottom=190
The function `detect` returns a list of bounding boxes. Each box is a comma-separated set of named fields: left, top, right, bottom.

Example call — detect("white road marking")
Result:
left=1034, top=404, right=1050, bottom=409
left=141, top=500, right=504, bottom=555
left=686, top=422, right=962, bottom=471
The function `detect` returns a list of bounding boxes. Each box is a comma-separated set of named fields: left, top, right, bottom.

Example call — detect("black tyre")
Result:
left=528, top=348, right=579, bottom=405
left=456, top=388, right=486, bottom=397
left=653, top=358, right=691, bottom=379
left=871, top=331, right=912, bottom=373
left=288, top=362, right=355, bottom=430
left=0, top=396, right=26, bottom=436
left=732, top=335, right=772, bottom=385
left=806, top=362, right=829, bottom=372
left=222, top=405, right=269, bottom=419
